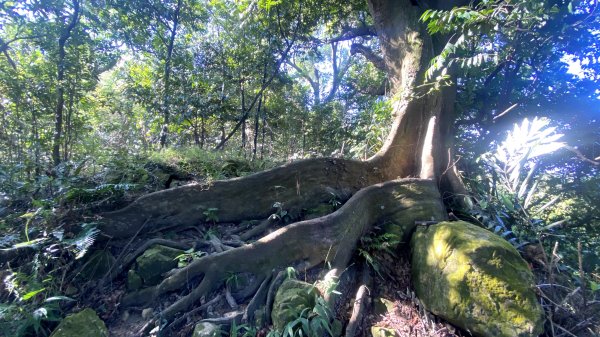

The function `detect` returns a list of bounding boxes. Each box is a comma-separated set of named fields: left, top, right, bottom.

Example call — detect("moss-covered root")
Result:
left=411, top=221, right=544, bottom=337
left=121, top=179, right=445, bottom=325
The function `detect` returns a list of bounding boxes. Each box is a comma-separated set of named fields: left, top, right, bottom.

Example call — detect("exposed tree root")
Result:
left=99, top=158, right=381, bottom=238
left=265, top=270, right=288, bottom=326
left=161, top=294, right=223, bottom=336
left=244, top=272, right=273, bottom=324
left=120, top=179, right=445, bottom=327
left=345, top=263, right=372, bottom=337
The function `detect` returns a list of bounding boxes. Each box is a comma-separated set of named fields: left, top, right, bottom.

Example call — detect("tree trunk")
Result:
left=99, top=0, right=460, bottom=329
left=159, top=0, right=182, bottom=148
left=252, top=95, right=262, bottom=159
left=101, top=0, right=443, bottom=244
left=52, top=0, right=80, bottom=167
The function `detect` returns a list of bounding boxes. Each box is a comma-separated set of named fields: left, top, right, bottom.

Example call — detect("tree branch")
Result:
left=325, top=25, right=377, bottom=43
left=350, top=43, right=385, bottom=72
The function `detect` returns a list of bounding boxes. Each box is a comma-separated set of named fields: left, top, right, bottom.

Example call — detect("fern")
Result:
left=62, top=223, right=99, bottom=259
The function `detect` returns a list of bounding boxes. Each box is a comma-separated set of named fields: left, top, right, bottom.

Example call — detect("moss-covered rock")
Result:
left=49, top=308, right=108, bottom=337
left=136, top=245, right=184, bottom=286
left=80, top=250, right=115, bottom=280
left=410, top=221, right=543, bottom=337
left=271, top=279, right=319, bottom=330
left=192, top=322, right=220, bottom=337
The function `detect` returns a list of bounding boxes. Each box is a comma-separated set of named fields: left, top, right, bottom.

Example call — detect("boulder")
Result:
left=271, top=279, right=319, bottom=330
left=410, top=221, right=543, bottom=337
left=136, top=245, right=184, bottom=286
left=49, top=308, right=108, bottom=337
left=192, top=322, right=220, bottom=337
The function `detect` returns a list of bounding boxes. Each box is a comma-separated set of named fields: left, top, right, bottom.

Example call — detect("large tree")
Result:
left=96, top=0, right=595, bottom=331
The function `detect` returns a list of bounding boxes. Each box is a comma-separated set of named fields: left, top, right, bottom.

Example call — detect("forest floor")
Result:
left=1, top=155, right=599, bottom=337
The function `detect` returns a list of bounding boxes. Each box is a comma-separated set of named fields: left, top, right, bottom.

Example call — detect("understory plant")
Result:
left=465, top=117, right=566, bottom=245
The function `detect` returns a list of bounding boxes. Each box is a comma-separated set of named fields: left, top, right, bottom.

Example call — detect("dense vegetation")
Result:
left=0, top=0, right=598, bottom=336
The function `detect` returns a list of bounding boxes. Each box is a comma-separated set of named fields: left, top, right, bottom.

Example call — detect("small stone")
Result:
left=121, top=310, right=130, bottom=322
left=142, top=308, right=154, bottom=319
left=192, top=322, right=220, bottom=337
left=127, top=269, right=143, bottom=291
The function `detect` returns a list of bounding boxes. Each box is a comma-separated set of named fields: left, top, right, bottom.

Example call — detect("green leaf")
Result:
left=45, top=296, right=75, bottom=302
left=22, top=288, right=46, bottom=301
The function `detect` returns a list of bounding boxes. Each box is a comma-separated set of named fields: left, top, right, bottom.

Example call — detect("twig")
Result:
left=98, top=218, right=149, bottom=289
left=542, top=297, right=556, bottom=337
left=548, top=241, right=559, bottom=283
left=199, top=310, right=244, bottom=326
left=163, top=294, right=223, bottom=334
left=578, top=241, right=587, bottom=307
left=225, top=286, right=239, bottom=309
left=554, top=322, right=578, bottom=337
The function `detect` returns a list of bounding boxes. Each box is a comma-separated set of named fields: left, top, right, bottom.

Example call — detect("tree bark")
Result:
left=159, top=0, right=182, bottom=148
left=99, top=0, right=464, bottom=329
left=52, top=0, right=80, bottom=167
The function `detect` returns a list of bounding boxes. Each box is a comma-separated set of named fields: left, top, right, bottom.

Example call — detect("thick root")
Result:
left=121, top=178, right=445, bottom=324
left=99, top=158, right=378, bottom=238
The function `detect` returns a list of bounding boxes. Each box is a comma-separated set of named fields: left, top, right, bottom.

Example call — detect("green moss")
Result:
left=410, top=221, right=543, bottom=337
left=50, top=308, right=107, bottom=337
left=127, top=269, right=142, bottom=291
left=135, top=245, right=184, bottom=286
left=271, top=279, right=319, bottom=330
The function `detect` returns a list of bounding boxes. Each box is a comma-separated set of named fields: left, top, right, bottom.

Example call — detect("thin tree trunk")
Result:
left=252, top=95, right=262, bottom=159
left=159, top=0, right=182, bottom=148
left=64, top=82, right=75, bottom=162
left=200, top=116, right=206, bottom=148
left=192, top=119, right=200, bottom=146
left=240, top=80, right=247, bottom=149
left=260, top=112, right=266, bottom=159
left=52, top=0, right=80, bottom=167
